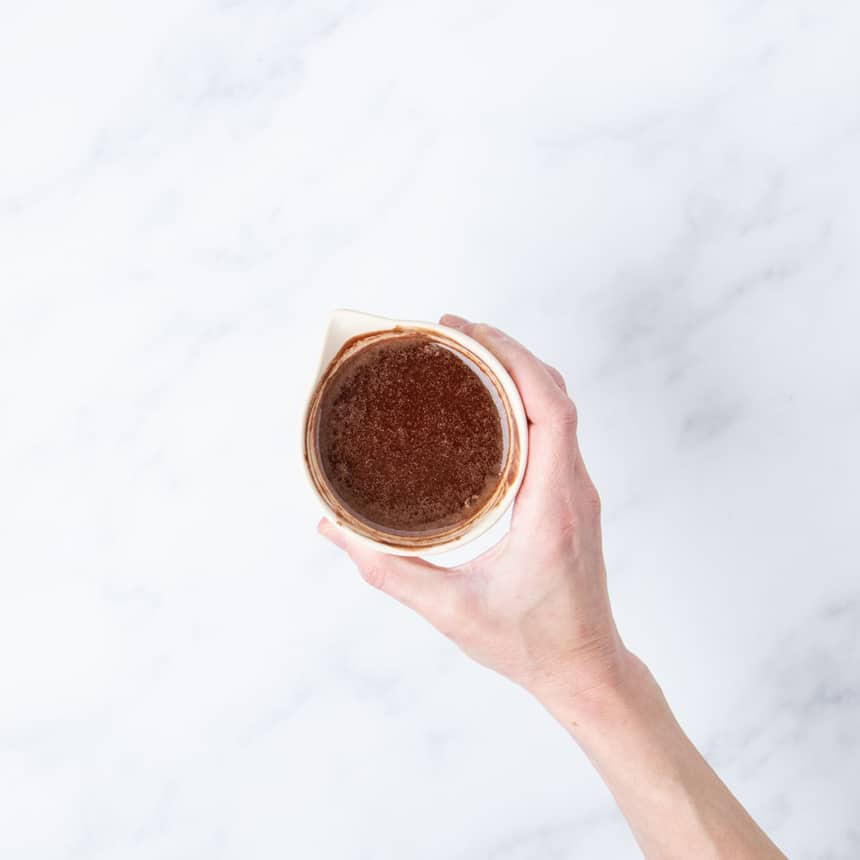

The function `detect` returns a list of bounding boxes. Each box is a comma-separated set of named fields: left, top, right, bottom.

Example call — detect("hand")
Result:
left=319, top=314, right=789, bottom=859
left=318, top=313, right=626, bottom=708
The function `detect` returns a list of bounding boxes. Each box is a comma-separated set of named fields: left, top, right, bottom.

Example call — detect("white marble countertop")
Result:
left=2, top=2, right=859, bottom=857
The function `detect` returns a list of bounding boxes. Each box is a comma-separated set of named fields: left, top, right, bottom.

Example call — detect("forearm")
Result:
left=534, top=651, right=787, bottom=860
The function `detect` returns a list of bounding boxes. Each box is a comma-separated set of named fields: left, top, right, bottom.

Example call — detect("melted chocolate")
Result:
left=316, top=333, right=504, bottom=533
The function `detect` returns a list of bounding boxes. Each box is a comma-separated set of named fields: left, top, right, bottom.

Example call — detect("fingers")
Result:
left=440, top=313, right=582, bottom=530
left=541, top=362, right=567, bottom=392
left=317, top=518, right=466, bottom=632
left=439, top=314, right=573, bottom=426
left=438, top=313, right=470, bottom=328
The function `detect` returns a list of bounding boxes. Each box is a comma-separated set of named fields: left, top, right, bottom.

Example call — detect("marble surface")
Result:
left=2, top=1, right=859, bottom=857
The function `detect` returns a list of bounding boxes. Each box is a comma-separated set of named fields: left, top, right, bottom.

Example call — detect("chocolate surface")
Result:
left=316, top=333, right=504, bottom=533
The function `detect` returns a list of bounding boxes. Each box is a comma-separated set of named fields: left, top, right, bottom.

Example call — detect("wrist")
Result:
left=529, top=646, right=663, bottom=737
left=527, top=646, right=790, bottom=859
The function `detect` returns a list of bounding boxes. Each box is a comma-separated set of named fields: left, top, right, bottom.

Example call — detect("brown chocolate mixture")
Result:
left=316, top=333, right=504, bottom=533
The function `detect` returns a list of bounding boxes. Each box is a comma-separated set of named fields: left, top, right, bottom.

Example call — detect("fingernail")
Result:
left=318, top=518, right=347, bottom=549
left=440, top=313, right=470, bottom=328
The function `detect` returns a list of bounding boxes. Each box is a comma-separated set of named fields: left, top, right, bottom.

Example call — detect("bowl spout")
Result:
left=316, top=309, right=397, bottom=380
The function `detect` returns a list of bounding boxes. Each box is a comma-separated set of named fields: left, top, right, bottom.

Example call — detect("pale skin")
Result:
left=318, top=313, right=788, bottom=860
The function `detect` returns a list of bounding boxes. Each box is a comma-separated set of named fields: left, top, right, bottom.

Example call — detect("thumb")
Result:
left=318, top=518, right=466, bottom=633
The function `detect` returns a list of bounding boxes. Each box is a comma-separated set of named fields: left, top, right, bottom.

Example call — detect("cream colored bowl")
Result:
left=300, top=310, right=528, bottom=556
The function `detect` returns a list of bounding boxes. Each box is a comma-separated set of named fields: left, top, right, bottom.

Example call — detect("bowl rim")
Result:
left=299, top=311, right=529, bottom=556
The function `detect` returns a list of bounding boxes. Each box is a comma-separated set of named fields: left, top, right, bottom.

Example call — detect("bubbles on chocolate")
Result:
left=316, top=334, right=505, bottom=534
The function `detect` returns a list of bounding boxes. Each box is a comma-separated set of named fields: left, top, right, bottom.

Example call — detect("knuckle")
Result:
left=360, top=562, right=388, bottom=591
left=551, top=396, right=578, bottom=431
left=576, top=467, right=602, bottom=520
left=578, top=481, right=603, bottom=516
left=546, top=364, right=567, bottom=392
left=434, top=586, right=478, bottom=641
left=582, top=484, right=602, bottom=519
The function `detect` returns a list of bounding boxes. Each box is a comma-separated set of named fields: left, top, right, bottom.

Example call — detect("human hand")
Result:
left=318, top=314, right=626, bottom=709
left=318, top=316, right=790, bottom=859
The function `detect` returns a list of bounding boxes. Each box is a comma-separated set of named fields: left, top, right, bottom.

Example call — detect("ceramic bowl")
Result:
left=301, top=310, right=528, bottom=556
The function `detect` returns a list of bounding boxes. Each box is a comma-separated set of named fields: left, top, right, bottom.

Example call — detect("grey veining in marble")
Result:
left=2, top=1, right=859, bottom=857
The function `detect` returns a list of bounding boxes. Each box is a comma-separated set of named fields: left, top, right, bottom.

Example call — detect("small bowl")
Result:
left=300, top=310, right=528, bottom=556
